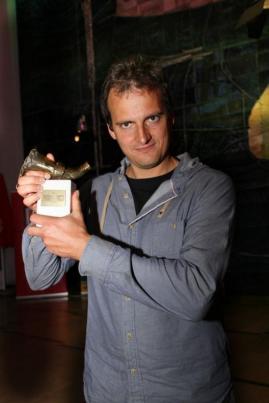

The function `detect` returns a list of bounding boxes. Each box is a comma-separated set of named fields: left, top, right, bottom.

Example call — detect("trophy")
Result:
left=19, top=148, right=91, bottom=217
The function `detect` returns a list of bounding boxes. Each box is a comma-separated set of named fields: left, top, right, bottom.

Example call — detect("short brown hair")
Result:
left=100, top=54, right=172, bottom=126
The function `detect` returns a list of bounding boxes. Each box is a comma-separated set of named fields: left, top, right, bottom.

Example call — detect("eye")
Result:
left=146, top=114, right=161, bottom=124
left=120, top=121, right=133, bottom=129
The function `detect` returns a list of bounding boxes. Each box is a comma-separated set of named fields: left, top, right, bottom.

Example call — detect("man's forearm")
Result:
left=22, top=230, right=75, bottom=290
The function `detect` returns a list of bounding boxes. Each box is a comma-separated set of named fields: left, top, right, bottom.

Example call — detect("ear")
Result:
left=168, top=114, right=175, bottom=128
left=107, top=123, right=116, bottom=140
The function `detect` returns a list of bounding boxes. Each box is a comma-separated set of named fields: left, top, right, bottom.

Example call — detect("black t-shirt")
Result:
left=126, top=170, right=174, bottom=214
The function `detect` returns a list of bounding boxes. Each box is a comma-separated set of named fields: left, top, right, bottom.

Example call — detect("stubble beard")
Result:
left=131, top=151, right=171, bottom=171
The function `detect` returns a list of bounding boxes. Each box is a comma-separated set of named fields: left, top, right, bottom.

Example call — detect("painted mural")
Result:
left=116, top=0, right=222, bottom=16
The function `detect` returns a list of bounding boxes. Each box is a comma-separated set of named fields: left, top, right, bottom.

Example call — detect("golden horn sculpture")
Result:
left=19, top=148, right=91, bottom=180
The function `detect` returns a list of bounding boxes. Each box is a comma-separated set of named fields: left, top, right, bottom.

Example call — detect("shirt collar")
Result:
left=119, top=153, right=201, bottom=177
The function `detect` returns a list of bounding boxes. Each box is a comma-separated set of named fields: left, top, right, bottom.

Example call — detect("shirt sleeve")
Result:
left=79, top=172, right=235, bottom=321
left=22, top=229, right=75, bottom=290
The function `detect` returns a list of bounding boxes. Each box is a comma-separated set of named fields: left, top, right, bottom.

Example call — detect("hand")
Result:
left=16, top=153, right=54, bottom=211
left=28, top=190, right=90, bottom=260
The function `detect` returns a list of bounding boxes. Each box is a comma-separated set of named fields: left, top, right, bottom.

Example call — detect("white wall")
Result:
left=0, top=0, right=24, bottom=285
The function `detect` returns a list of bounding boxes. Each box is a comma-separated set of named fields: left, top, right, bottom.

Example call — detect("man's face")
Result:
left=107, top=87, right=172, bottom=178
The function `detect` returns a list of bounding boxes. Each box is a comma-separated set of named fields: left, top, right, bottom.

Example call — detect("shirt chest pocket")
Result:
left=149, top=218, right=185, bottom=259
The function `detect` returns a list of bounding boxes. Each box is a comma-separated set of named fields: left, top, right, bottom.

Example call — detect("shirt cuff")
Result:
left=78, top=235, right=116, bottom=282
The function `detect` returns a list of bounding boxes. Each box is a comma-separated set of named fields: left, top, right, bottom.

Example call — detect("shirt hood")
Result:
left=118, top=152, right=204, bottom=189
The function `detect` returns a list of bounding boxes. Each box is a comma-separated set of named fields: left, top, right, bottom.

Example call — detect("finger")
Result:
left=46, top=153, right=55, bottom=162
left=71, top=190, right=83, bottom=218
left=27, top=223, right=44, bottom=238
left=17, top=179, right=43, bottom=198
left=23, top=193, right=41, bottom=209
left=24, top=170, right=51, bottom=179
left=30, top=213, right=57, bottom=227
left=18, top=173, right=47, bottom=185
left=17, top=182, right=43, bottom=198
left=17, top=173, right=49, bottom=193
left=17, top=172, right=51, bottom=198
left=32, top=202, right=38, bottom=212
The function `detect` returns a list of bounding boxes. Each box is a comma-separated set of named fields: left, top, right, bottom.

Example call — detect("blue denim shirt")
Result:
left=22, top=153, right=235, bottom=403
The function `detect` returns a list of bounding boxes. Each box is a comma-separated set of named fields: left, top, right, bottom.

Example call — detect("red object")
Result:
left=0, top=174, right=13, bottom=247
left=116, top=0, right=221, bottom=16
left=11, top=192, right=68, bottom=298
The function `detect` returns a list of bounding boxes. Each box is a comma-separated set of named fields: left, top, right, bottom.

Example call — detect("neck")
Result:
left=126, top=156, right=178, bottom=179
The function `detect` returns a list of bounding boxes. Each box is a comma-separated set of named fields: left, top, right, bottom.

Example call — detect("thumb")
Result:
left=46, top=153, right=55, bottom=162
left=71, top=190, right=83, bottom=218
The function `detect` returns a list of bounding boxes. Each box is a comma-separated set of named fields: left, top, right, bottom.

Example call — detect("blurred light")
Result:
left=74, top=135, right=80, bottom=142
left=77, top=114, right=87, bottom=133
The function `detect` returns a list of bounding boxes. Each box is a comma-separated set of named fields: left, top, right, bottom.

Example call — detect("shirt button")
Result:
left=129, top=223, right=134, bottom=229
left=123, top=192, right=129, bottom=199
left=127, top=332, right=133, bottom=341
left=124, top=296, right=131, bottom=301
left=130, top=368, right=137, bottom=376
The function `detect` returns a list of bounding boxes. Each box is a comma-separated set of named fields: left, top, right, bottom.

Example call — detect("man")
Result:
left=17, top=55, right=235, bottom=403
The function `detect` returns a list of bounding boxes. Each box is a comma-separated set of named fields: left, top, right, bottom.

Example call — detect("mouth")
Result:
left=135, top=141, right=155, bottom=152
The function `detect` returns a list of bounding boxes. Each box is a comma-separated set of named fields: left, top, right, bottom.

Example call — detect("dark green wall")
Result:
left=16, top=0, right=269, bottom=293
left=94, top=0, right=269, bottom=294
left=16, top=0, right=92, bottom=165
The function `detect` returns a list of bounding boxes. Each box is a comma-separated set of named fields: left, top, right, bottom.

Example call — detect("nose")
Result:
left=137, top=124, right=151, bottom=145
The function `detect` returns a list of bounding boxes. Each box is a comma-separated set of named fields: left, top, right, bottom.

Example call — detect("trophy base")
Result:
left=37, top=180, right=73, bottom=217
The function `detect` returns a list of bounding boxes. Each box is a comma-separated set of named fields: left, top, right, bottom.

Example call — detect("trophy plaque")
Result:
left=37, top=180, right=73, bottom=217
left=19, top=149, right=91, bottom=217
